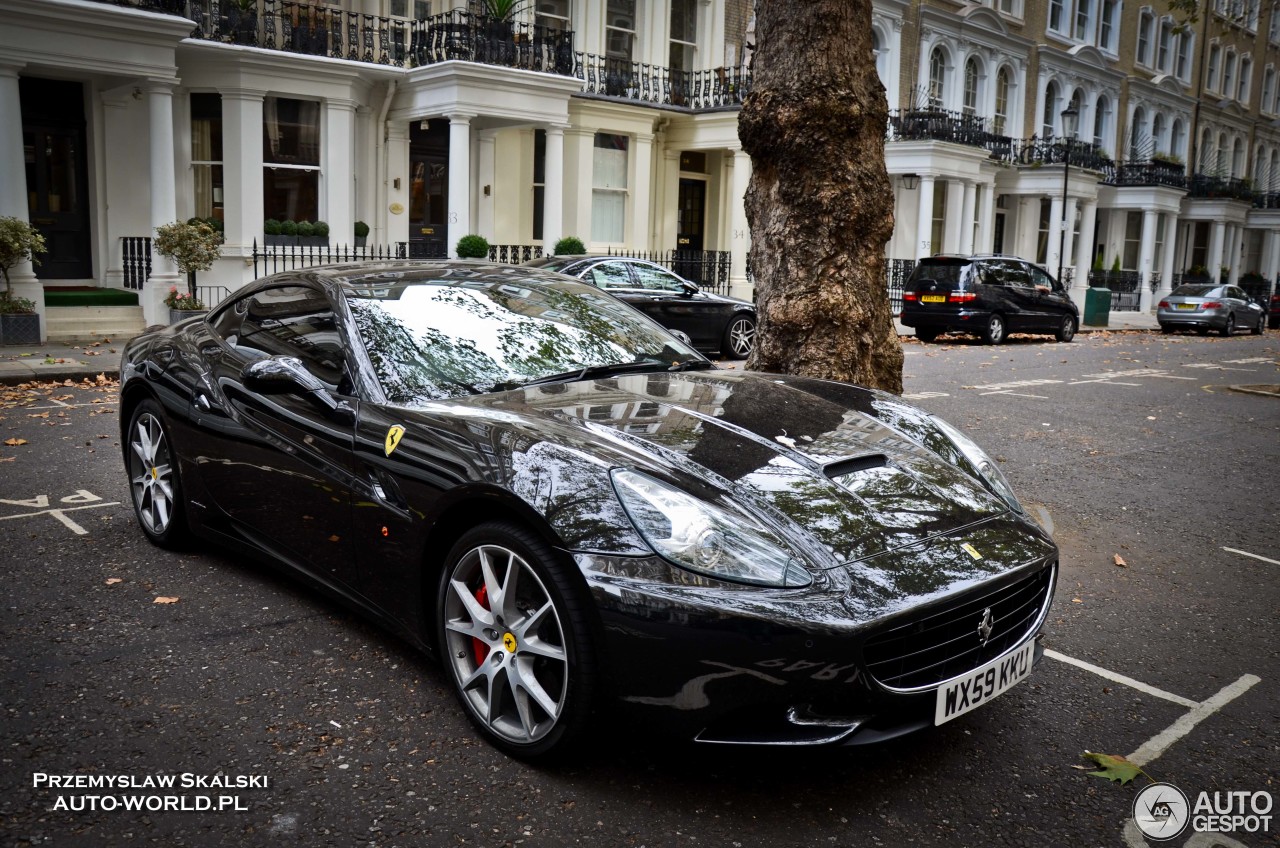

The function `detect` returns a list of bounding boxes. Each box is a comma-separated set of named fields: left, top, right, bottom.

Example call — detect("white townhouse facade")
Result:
left=4, top=0, right=1279, bottom=342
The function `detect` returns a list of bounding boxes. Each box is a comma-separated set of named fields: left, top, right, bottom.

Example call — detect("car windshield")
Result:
left=911, top=260, right=972, bottom=290
left=1170, top=285, right=1221, bottom=297
left=344, top=275, right=703, bottom=405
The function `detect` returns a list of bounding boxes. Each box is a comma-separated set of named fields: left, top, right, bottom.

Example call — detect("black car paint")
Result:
left=900, top=255, right=1079, bottom=339
left=120, top=263, right=1056, bottom=746
left=524, top=255, right=755, bottom=355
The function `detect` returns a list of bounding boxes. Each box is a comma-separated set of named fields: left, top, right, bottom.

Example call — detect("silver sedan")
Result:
left=1157, top=284, right=1266, bottom=336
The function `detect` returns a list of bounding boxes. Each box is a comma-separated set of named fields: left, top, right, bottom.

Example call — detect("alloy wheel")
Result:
left=725, top=316, right=755, bottom=359
left=442, top=543, right=569, bottom=746
left=128, top=411, right=176, bottom=536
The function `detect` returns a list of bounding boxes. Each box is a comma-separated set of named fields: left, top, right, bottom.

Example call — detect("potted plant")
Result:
left=296, top=220, right=320, bottom=247
left=552, top=235, right=586, bottom=255
left=280, top=219, right=299, bottom=246
left=264, top=218, right=283, bottom=246
left=226, top=0, right=258, bottom=45
left=0, top=215, right=46, bottom=345
left=354, top=220, right=369, bottom=248
left=313, top=220, right=330, bottom=246
left=479, top=0, right=526, bottom=64
left=455, top=234, right=491, bottom=259
left=164, top=285, right=208, bottom=324
left=153, top=219, right=222, bottom=299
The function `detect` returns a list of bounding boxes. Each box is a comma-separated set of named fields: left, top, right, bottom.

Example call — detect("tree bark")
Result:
left=739, top=0, right=903, bottom=394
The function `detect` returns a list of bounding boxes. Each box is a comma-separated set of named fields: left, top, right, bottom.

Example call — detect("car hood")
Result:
left=477, top=369, right=1016, bottom=568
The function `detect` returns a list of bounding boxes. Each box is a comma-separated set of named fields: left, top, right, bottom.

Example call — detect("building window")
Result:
left=930, top=182, right=947, bottom=254
left=390, top=0, right=430, bottom=19
left=1074, top=0, right=1092, bottom=41
left=591, top=133, right=628, bottom=243
left=1239, top=56, right=1253, bottom=102
left=1176, top=32, right=1193, bottom=80
left=532, top=130, right=545, bottom=241
left=1170, top=118, right=1185, bottom=160
left=606, top=0, right=636, bottom=62
left=669, top=0, right=697, bottom=77
left=263, top=97, right=320, bottom=223
left=1042, top=80, right=1059, bottom=137
left=996, top=0, right=1019, bottom=15
left=1136, top=11, right=1153, bottom=65
left=994, top=67, right=1010, bottom=135
left=1122, top=211, right=1141, bottom=270
left=928, top=46, right=946, bottom=108
left=1157, top=19, right=1172, bottom=71
left=962, top=58, right=979, bottom=116
left=1099, top=0, right=1119, bottom=50
left=1049, top=0, right=1065, bottom=33
left=1152, top=113, right=1166, bottom=153
left=1264, top=68, right=1276, bottom=113
left=1094, top=96, right=1111, bottom=150
left=190, top=93, right=223, bottom=225
left=1271, top=7, right=1280, bottom=42
left=535, top=0, right=570, bottom=33
left=1130, top=107, right=1147, bottom=159
left=1207, top=44, right=1221, bottom=91
left=1224, top=50, right=1237, bottom=97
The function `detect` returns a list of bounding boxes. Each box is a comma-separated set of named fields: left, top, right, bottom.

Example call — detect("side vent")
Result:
left=823, top=454, right=889, bottom=479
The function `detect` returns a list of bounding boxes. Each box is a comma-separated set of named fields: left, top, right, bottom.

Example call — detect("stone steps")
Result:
left=44, top=306, right=148, bottom=344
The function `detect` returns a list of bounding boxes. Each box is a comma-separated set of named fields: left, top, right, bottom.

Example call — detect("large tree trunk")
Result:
left=739, top=0, right=903, bottom=394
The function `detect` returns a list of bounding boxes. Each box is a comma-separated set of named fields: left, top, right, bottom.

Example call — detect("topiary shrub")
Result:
left=313, top=220, right=329, bottom=238
left=281, top=220, right=299, bottom=237
left=553, top=235, right=586, bottom=255
left=354, top=220, right=370, bottom=238
left=264, top=218, right=282, bottom=236
left=456, top=234, right=490, bottom=259
left=296, top=220, right=316, bottom=237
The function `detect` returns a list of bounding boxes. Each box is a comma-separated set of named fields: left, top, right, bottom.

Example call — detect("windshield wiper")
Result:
left=667, top=360, right=715, bottom=372
left=523, top=361, right=674, bottom=388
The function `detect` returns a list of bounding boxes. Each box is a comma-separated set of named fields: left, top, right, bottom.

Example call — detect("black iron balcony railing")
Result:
left=1104, top=160, right=1189, bottom=189
left=413, top=9, right=574, bottom=73
left=1252, top=191, right=1280, bottom=208
left=887, top=109, right=991, bottom=150
left=1188, top=174, right=1254, bottom=201
left=987, top=136, right=1113, bottom=172
left=576, top=55, right=750, bottom=109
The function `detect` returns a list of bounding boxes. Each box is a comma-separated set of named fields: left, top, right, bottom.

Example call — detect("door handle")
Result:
left=195, top=393, right=212, bottom=412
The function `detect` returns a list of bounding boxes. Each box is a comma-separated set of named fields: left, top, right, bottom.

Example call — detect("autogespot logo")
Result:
left=1133, top=782, right=1191, bottom=841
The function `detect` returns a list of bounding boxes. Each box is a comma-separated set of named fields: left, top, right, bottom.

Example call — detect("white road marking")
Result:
left=1222, top=546, right=1280, bottom=566
left=0, top=501, right=119, bottom=535
left=966, top=378, right=1063, bottom=391
left=1067, top=379, right=1142, bottom=386
left=1182, top=363, right=1256, bottom=371
left=1127, top=674, right=1261, bottom=767
left=902, top=391, right=950, bottom=400
left=1044, top=649, right=1198, bottom=708
left=12, top=401, right=117, bottom=411
left=1221, top=357, right=1275, bottom=364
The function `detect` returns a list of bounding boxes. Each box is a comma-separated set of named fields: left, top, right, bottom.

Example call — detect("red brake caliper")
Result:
left=472, top=585, right=490, bottom=665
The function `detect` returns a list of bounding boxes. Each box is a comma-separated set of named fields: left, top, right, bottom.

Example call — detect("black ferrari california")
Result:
left=120, top=261, right=1057, bottom=759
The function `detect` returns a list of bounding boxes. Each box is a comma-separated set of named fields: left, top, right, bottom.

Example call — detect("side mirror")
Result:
left=241, top=356, right=355, bottom=425
left=680, top=282, right=700, bottom=296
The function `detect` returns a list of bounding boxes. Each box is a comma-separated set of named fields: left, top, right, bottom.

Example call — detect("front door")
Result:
left=21, top=78, right=92, bottom=279
left=409, top=119, right=450, bottom=259
left=676, top=178, right=706, bottom=285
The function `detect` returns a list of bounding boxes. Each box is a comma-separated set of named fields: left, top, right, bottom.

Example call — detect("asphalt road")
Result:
left=0, top=329, right=1276, bottom=848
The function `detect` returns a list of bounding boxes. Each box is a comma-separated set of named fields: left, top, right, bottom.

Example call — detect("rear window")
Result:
left=909, top=259, right=973, bottom=290
left=1171, top=285, right=1221, bottom=297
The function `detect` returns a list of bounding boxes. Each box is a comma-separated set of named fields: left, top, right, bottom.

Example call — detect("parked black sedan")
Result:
left=121, top=261, right=1057, bottom=760
left=523, top=255, right=757, bottom=358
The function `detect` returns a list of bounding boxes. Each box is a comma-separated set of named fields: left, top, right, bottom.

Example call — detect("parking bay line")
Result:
left=1222, top=546, right=1280, bottom=566
left=0, top=502, right=119, bottom=535
left=1044, top=649, right=1262, bottom=768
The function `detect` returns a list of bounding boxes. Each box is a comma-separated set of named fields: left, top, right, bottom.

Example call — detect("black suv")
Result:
left=900, top=254, right=1080, bottom=344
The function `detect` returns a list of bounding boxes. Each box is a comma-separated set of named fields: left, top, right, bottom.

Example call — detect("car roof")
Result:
left=249, top=260, right=589, bottom=295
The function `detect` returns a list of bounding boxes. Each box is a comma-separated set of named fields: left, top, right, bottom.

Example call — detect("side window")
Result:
left=1029, top=267, right=1057, bottom=290
left=587, top=262, right=634, bottom=289
left=1002, top=261, right=1032, bottom=288
left=630, top=264, right=687, bottom=292
left=1229, top=286, right=1247, bottom=300
left=235, top=285, right=347, bottom=391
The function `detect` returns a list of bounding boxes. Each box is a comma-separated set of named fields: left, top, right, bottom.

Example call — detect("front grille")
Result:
left=863, top=565, right=1055, bottom=691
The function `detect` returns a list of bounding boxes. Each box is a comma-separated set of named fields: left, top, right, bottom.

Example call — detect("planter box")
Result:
left=298, top=236, right=329, bottom=248
left=170, top=309, right=209, bottom=325
left=0, top=312, right=41, bottom=346
left=265, top=235, right=298, bottom=247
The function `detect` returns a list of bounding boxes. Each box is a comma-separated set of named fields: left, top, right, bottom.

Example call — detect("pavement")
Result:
left=0, top=311, right=1161, bottom=386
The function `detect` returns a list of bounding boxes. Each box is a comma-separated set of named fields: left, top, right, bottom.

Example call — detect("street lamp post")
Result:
left=1057, top=106, right=1079, bottom=286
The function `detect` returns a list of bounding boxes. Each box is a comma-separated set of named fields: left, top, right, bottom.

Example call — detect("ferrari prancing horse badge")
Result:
left=385, top=425, right=406, bottom=456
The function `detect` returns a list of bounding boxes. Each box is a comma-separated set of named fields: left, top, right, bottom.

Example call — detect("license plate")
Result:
left=934, top=640, right=1035, bottom=725
left=921, top=295, right=946, bottom=303
left=1176, top=303, right=1196, bottom=310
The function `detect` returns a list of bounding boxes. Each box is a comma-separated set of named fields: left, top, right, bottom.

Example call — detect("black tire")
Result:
left=915, top=327, right=940, bottom=343
left=1270, top=317, right=1279, bottom=330
left=437, top=521, right=597, bottom=761
left=721, top=314, right=755, bottom=359
left=125, top=399, right=191, bottom=549
left=1252, top=314, right=1265, bottom=335
left=980, top=313, right=1006, bottom=345
left=1220, top=314, right=1234, bottom=337
left=1160, top=325, right=1174, bottom=334
left=1054, top=315, right=1077, bottom=343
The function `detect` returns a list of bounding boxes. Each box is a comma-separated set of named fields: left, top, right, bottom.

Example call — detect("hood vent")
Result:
left=823, top=454, right=889, bottom=479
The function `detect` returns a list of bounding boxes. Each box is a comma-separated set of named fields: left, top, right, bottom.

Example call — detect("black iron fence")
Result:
left=489, top=244, right=544, bottom=264
left=1239, top=275, right=1275, bottom=306
left=605, top=248, right=732, bottom=295
left=1188, top=175, right=1254, bottom=201
left=988, top=136, right=1113, bottom=172
left=121, top=237, right=152, bottom=291
left=885, top=258, right=915, bottom=313
left=575, top=55, right=749, bottom=109
left=1088, top=270, right=1144, bottom=311
left=252, top=240, right=408, bottom=277
left=1105, top=160, right=1188, bottom=189
left=413, top=9, right=574, bottom=73
left=887, top=109, right=991, bottom=150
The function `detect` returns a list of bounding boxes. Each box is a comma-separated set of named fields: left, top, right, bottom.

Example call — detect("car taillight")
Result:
left=1272, top=294, right=1280, bottom=303
left=903, top=292, right=918, bottom=302
left=948, top=291, right=977, bottom=303
left=1202, top=301, right=1221, bottom=309
left=1158, top=300, right=1169, bottom=309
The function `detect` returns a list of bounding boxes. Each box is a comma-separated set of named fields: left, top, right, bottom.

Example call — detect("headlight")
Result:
left=929, top=415, right=1024, bottom=513
left=611, top=469, right=812, bottom=588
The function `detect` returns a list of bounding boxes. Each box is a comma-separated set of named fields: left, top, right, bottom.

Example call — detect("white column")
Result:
left=0, top=66, right=40, bottom=282
left=659, top=149, right=680, bottom=253
left=542, top=124, right=565, bottom=251
left=1060, top=198, right=1078, bottom=283
left=976, top=183, right=996, bottom=254
left=323, top=98, right=356, bottom=249
left=565, top=127, right=594, bottom=244
left=630, top=131, right=654, bottom=248
left=729, top=147, right=751, bottom=299
left=959, top=180, right=977, bottom=254
left=447, top=114, right=472, bottom=257
left=1207, top=221, right=1226, bottom=279
left=384, top=121, right=410, bottom=247
left=1016, top=196, right=1039, bottom=260
left=915, top=176, right=935, bottom=259
left=1226, top=226, right=1242, bottom=284
left=1138, top=208, right=1158, bottom=311
left=943, top=180, right=964, bottom=253
left=221, top=89, right=264, bottom=264
left=1262, top=230, right=1280, bottom=284
left=147, top=80, right=180, bottom=326
left=1158, top=212, right=1178, bottom=296
left=476, top=131, right=496, bottom=242
left=1074, top=199, right=1097, bottom=300
left=1047, top=195, right=1064, bottom=274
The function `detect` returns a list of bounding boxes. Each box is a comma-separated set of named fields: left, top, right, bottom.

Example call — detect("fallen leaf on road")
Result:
left=4, top=438, right=28, bottom=446
left=1114, top=554, right=1128, bottom=567
left=1071, top=598, right=1083, bottom=603
left=0, top=456, right=14, bottom=462
left=1080, top=751, right=1148, bottom=785
left=105, top=578, right=123, bottom=585
left=153, top=596, right=180, bottom=604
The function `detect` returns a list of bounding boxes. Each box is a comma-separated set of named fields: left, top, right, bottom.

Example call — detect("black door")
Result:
left=21, top=78, right=91, bottom=279
left=193, top=284, right=360, bottom=589
left=409, top=119, right=449, bottom=259
left=676, top=178, right=706, bottom=285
